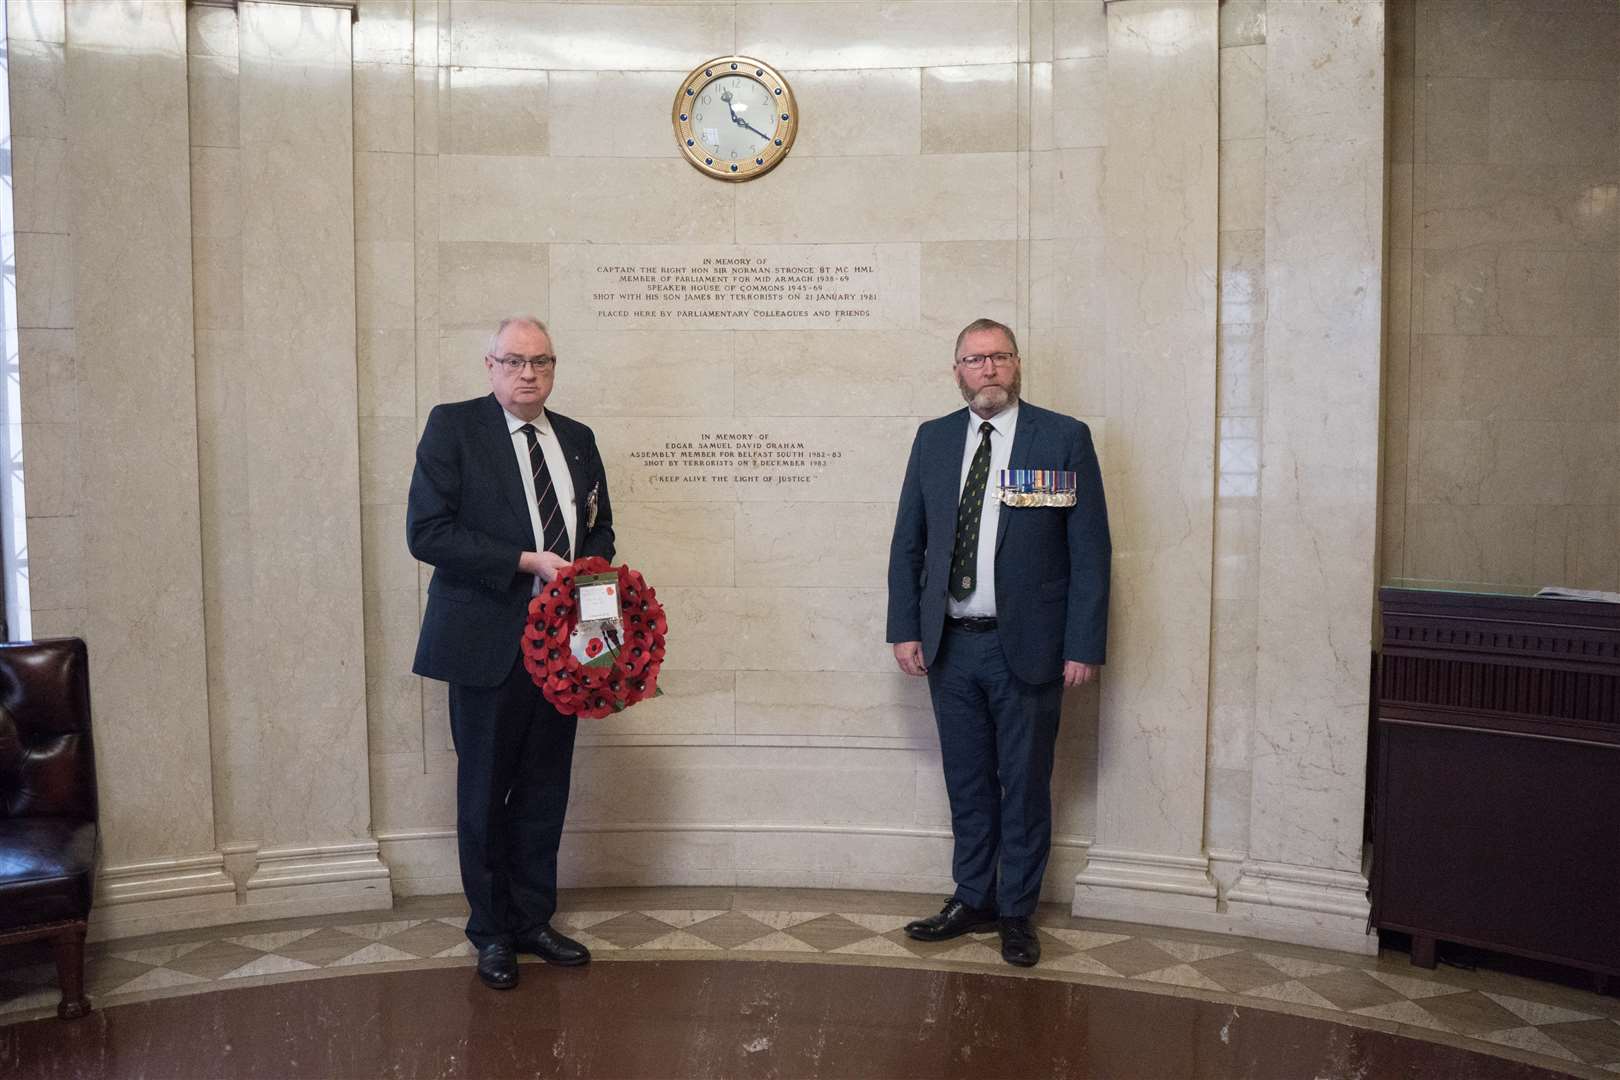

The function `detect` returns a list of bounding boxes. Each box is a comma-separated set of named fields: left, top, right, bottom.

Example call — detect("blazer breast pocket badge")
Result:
left=998, top=469, right=1077, bottom=508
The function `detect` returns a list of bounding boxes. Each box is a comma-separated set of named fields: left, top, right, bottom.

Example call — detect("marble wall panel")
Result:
left=921, top=64, right=1018, bottom=154
left=1414, top=334, right=1619, bottom=422
left=354, top=61, right=413, bottom=153
left=735, top=2, right=1018, bottom=71
left=736, top=155, right=1019, bottom=245
left=1052, top=58, right=1106, bottom=149
left=450, top=1, right=735, bottom=71
left=547, top=70, right=670, bottom=158
left=357, top=328, right=417, bottom=420
left=16, top=328, right=75, bottom=427
left=8, top=37, right=66, bottom=139
left=447, top=66, right=547, bottom=156
left=788, top=68, right=921, bottom=158
left=355, top=151, right=414, bottom=242
left=920, top=241, right=1017, bottom=343
left=10, top=134, right=68, bottom=235
left=441, top=156, right=735, bottom=244
left=735, top=671, right=935, bottom=742
left=354, top=0, right=413, bottom=65
left=733, top=501, right=894, bottom=589
left=14, top=231, right=73, bottom=328
left=236, top=0, right=371, bottom=845
left=1415, top=164, right=1617, bottom=251
left=1488, top=78, right=1618, bottom=166
left=1054, top=0, right=1107, bottom=60
left=8, top=0, right=63, bottom=43
left=731, top=330, right=956, bottom=418
left=610, top=502, right=736, bottom=588
left=1219, top=45, right=1265, bottom=142
left=1415, top=0, right=1619, bottom=81
left=655, top=587, right=890, bottom=674
left=546, top=329, right=735, bottom=418
left=1251, top=1, right=1383, bottom=875
left=437, top=241, right=547, bottom=332
left=63, top=0, right=213, bottom=864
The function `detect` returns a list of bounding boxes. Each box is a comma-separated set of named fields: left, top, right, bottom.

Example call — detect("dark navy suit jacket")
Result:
left=407, top=394, right=615, bottom=688
left=886, top=401, right=1110, bottom=685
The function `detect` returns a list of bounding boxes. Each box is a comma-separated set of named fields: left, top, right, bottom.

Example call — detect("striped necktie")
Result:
left=519, top=423, right=571, bottom=559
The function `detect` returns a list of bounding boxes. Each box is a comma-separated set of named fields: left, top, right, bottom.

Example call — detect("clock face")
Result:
left=673, top=57, right=798, bottom=181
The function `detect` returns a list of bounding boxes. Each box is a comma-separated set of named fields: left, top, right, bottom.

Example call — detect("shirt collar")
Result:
left=504, top=406, right=550, bottom=436
left=968, top=400, right=1019, bottom=440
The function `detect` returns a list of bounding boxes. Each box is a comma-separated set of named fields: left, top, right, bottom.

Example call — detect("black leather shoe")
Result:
left=476, top=942, right=519, bottom=989
left=905, top=898, right=998, bottom=942
left=515, top=925, right=591, bottom=967
left=999, top=916, right=1041, bottom=967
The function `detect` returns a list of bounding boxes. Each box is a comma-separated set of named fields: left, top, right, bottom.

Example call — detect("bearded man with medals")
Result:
left=886, top=317, right=1112, bottom=968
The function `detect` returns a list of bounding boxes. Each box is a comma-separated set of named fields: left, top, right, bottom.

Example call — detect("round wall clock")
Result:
left=673, top=56, right=798, bottom=181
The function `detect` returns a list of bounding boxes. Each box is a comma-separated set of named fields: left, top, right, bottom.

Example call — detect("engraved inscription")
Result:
left=629, top=431, right=843, bottom=487
left=550, top=244, right=918, bottom=331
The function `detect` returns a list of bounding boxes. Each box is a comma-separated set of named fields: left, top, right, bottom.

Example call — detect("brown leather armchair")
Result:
left=0, top=638, right=98, bottom=1019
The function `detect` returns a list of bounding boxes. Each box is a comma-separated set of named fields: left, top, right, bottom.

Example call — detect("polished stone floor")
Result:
left=2, top=887, right=1616, bottom=1078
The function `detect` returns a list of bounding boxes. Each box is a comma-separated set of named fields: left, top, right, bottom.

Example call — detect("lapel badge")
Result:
left=997, top=469, right=1077, bottom=508
left=585, top=481, right=600, bottom=529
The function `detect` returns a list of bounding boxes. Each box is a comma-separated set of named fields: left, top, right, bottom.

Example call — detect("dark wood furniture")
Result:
left=1371, top=586, right=1619, bottom=986
left=0, top=638, right=99, bottom=1018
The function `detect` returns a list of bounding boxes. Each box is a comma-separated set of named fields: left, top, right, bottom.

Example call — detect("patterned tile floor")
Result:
left=3, top=887, right=1616, bottom=1078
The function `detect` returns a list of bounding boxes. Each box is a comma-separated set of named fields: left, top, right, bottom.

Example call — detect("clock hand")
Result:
left=726, top=112, right=773, bottom=142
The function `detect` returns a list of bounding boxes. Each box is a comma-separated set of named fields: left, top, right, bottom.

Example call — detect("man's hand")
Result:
left=519, top=550, right=572, bottom=582
left=1063, top=661, right=1098, bottom=688
left=893, top=641, right=927, bottom=677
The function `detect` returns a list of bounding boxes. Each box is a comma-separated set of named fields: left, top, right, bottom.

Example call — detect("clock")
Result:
left=673, top=56, right=798, bottom=181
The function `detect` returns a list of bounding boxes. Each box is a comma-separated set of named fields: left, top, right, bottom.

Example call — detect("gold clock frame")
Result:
left=673, top=56, right=798, bottom=182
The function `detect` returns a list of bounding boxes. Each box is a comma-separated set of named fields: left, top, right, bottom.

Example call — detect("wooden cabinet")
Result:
left=1372, top=587, right=1620, bottom=981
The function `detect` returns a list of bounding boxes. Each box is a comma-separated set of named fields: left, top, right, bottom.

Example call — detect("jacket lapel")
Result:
left=481, top=395, right=537, bottom=547
left=925, top=409, right=969, bottom=523
left=996, top=405, right=1038, bottom=554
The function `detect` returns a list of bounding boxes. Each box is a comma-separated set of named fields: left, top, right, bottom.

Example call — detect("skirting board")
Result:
left=89, top=841, right=393, bottom=942
left=378, top=824, right=1092, bottom=906
left=1073, top=855, right=1377, bottom=956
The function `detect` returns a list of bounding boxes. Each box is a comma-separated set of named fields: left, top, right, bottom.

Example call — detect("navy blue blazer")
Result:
left=886, top=401, right=1110, bottom=685
left=407, top=394, right=615, bottom=688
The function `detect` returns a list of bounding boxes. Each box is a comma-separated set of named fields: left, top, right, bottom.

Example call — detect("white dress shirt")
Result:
left=947, top=402, right=1018, bottom=619
left=504, top=407, right=577, bottom=591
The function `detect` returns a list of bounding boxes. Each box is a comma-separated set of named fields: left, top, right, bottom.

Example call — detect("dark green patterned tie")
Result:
left=950, top=421, right=995, bottom=601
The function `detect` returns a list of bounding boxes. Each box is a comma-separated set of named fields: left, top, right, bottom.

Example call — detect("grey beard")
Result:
left=962, top=382, right=1019, bottom=413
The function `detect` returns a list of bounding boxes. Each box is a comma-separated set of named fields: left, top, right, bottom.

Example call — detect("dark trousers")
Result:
left=448, top=656, right=578, bottom=949
left=927, top=625, right=1062, bottom=917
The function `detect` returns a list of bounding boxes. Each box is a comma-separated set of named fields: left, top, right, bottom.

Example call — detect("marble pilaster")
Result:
left=230, top=0, right=387, bottom=907
left=1072, top=0, right=1220, bottom=919
left=62, top=0, right=221, bottom=901
left=1230, top=0, right=1385, bottom=953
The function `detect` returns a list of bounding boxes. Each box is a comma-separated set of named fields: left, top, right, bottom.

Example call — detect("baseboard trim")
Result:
left=89, top=841, right=393, bottom=942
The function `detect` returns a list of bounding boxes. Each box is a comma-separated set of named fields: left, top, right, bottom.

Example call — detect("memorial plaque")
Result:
left=549, top=244, right=919, bottom=330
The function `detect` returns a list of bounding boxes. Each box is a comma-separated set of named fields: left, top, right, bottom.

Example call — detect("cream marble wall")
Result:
left=1381, top=0, right=1620, bottom=591
left=10, top=0, right=1398, bottom=953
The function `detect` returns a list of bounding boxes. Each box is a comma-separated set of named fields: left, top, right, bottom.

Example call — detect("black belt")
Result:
left=945, top=616, right=998, bottom=633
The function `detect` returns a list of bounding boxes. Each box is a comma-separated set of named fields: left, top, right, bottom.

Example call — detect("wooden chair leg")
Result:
left=51, top=924, right=91, bottom=1019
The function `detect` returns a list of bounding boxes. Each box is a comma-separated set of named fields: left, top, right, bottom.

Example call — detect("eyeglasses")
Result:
left=490, top=354, right=557, bottom=373
left=956, top=351, right=1017, bottom=370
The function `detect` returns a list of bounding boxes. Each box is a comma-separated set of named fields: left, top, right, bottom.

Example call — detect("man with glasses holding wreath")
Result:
left=408, top=315, right=614, bottom=989
left=887, top=317, right=1111, bottom=968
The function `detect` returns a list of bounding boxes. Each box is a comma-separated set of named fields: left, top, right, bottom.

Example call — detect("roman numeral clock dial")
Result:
left=673, top=56, right=798, bottom=181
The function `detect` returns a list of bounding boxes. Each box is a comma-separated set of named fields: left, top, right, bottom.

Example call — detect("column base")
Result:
left=1072, top=846, right=1219, bottom=920
left=90, top=841, right=392, bottom=941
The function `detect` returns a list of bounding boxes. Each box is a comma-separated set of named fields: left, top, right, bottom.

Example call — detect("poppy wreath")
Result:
left=521, top=556, right=667, bottom=719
